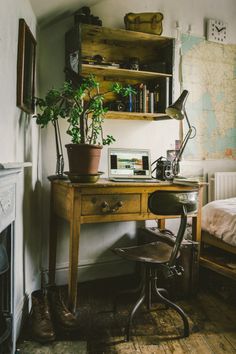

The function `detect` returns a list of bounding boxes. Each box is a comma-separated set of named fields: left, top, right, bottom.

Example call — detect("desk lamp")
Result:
left=165, top=90, right=196, bottom=178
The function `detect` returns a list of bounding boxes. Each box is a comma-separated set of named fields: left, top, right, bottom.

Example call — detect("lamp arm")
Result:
left=165, top=91, right=196, bottom=178
left=173, top=127, right=192, bottom=164
left=171, top=109, right=192, bottom=174
left=171, top=126, right=192, bottom=177
left=184, top=109, right=191, bottom=130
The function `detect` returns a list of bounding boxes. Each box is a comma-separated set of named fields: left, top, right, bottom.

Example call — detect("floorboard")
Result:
left=17, top=274, right=236, bottom=354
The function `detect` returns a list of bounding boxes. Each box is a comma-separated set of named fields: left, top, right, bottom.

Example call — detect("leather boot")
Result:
left=29, top=290, right=55, bottom=343
left=47, top=286, right=79, bottom=332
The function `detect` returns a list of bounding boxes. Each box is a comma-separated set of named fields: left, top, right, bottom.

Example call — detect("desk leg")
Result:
left=68, top=191, right=81, bottom=314
left=68, top=219, right=80, bottom=313
left=158, top=219, right=165, bottom=229
left=49, top=187, right=57, bottom=285
left=192, top=216, right=201, bottom=243
left=192, top=189, right=203, bottom=243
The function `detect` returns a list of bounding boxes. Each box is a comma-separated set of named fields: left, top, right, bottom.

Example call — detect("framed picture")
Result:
left=17, top=19, right=36, bottom=113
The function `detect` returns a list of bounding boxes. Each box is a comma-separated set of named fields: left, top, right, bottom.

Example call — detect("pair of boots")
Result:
left=29, top=286, right=79, bottom=343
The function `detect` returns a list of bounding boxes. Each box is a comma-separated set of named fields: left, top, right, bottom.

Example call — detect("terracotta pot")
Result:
left=65, top=144, right=102, bottom=175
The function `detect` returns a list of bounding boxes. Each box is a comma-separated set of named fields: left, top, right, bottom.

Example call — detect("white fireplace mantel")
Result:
left=0, top=163, right=25, bottom=234
left=0, top=162, right=29, bottom=353
left=0, top=162, right=31, bottom=175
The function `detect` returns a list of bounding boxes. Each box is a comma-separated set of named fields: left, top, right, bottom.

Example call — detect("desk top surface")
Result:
left=52, top=178, right=204, bottom=189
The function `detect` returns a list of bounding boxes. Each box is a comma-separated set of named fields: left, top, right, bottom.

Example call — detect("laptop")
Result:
left=108, top=148, right=158, bottom=182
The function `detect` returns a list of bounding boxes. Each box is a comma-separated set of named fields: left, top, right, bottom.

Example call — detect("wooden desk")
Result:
left=49, top=179, right=203, bottom=312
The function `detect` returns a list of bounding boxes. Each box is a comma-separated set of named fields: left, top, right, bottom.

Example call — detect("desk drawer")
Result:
left=81, top=194, right=141, bottom=215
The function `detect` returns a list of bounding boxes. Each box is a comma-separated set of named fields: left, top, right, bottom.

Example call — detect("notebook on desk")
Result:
left=108, top=148, right=158, bottom=182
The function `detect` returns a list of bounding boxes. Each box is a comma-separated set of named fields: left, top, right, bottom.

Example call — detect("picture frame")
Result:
left=17, top=19, right=36, bottom=114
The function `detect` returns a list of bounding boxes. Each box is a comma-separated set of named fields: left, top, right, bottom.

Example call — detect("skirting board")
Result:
left=54, top=259, right=135, bottom=285
left=14, top=295, right=29, bottom=352
left=15, top=262, right=133, bottom=349
left=14, top=273, right=41, bottom=350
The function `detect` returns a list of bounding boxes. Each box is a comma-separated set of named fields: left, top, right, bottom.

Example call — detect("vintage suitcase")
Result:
left=138, top=227, right=200, bottom=299
left=124, top=12, right=163, bottom=35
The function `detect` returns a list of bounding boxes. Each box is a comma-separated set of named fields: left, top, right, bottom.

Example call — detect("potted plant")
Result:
left=35, top=75, right=135, bottom=182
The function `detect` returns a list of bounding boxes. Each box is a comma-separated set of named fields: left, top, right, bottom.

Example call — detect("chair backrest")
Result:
left=148, top=190, right=198, bottom=266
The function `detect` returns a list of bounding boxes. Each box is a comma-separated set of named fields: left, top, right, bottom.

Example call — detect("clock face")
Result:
left=207, top=19, right=227, bottom=44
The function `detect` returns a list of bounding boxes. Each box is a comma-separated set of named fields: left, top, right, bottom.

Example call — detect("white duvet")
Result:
left=201, top=197, right=236, bottom=246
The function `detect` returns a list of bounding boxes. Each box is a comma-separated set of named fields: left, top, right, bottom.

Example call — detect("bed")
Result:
left=200, top=172, right=236, bottom=280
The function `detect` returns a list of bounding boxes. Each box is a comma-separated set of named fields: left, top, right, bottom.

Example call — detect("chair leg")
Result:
left=125, top=277, right=146, bottom=342
left=147, top=268, right=169, bottom=310
left=154, top=270, right=169, bottom=298
left=146, top=267, right=152, bottom=310
left=153, top=270, right=169, bottom=309
left=153, top=283, right=189, bottom=337
left=156, top=287, right=169, bottom=309
left=157, top=288, right=169, bottom=298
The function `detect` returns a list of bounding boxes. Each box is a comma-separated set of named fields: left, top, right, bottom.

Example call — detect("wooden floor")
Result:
left=18, top=273, right=236, bottom=354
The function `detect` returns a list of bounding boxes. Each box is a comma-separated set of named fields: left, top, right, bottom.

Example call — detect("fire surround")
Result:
left=0, top=164, right=22, bottom=354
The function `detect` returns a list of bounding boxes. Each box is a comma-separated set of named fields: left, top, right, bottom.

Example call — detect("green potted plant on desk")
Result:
left=35, top=75, right=135, bottom=182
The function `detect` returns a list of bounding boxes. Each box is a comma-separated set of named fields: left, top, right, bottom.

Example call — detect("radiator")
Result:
left=209, top=172, right=236, bottom=201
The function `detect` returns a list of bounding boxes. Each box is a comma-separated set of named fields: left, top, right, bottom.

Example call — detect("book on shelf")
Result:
left=149, top=92, right=154, bottom=113
left=128, top=92, right=133, bottom=112
left=142, top=84, right=147, bottom=113
left=157, top=77, right=171, bottom=113
left=139, top=83, right=143, bottom=112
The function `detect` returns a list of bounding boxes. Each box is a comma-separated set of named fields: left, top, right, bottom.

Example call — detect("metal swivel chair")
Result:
left=113, top=190, right=198, bottom=341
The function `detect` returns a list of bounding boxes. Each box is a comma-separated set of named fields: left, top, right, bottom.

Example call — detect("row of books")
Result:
left=128, top=84, right=158, bottom=113
left=127, top=77, right=170, bottom=114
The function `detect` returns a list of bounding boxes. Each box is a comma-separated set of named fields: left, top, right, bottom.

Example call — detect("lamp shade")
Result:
left=165, top=90, right=189, bottom=120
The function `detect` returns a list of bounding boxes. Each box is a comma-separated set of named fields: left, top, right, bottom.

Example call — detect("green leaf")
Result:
left=34, top=75, right=137, bottom=145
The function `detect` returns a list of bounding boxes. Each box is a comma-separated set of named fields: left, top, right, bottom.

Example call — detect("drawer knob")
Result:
left=101, top=201, right=109, bottom=213
left=101, top=200, right=123, bottom=213
left=111, top=201, right=123, bottom=213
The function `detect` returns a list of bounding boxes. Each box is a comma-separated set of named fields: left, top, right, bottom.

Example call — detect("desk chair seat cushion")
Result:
left=113, top=241, right=180, bottom=264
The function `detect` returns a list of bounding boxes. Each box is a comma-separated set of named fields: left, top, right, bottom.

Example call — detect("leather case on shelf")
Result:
left=124, top=12, right=163, bottom=35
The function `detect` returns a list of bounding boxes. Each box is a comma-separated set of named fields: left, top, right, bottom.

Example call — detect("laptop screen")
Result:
left=108, top=148, right=151, bottom=179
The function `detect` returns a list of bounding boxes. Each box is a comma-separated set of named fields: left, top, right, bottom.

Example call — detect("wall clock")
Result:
left=206, top=19, right=227, bottom=44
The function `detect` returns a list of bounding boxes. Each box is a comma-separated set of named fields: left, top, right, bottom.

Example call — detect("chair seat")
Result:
left=113, top=241, right=180, bottom=264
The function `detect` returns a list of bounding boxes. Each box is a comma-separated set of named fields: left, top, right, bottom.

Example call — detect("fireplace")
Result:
left=0, top=226, right=12, bottom=353
left=0, top=164, right=22, bottom=354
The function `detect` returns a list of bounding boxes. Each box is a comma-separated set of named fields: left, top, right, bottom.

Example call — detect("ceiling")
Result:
left=29, top=0, right=101, bottom=26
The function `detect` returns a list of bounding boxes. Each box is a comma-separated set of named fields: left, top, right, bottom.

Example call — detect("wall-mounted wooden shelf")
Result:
left=65, top=23, right=174, bottom=122
left=82, top=64, right=172, bottom=80
left=81, top=23, right=173, bottom=44
left=104, top=111, right=170, bottom=121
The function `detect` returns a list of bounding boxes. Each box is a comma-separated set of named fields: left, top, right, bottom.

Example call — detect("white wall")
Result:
left=93, top=0, right=236, bottom=42
left=38, top=0, right=236, bottom=283
left=0, top=0, right=42, bottom=338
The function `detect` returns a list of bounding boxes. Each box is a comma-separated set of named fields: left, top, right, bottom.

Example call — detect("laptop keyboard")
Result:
left=110, top=178, right=160, bottom=183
